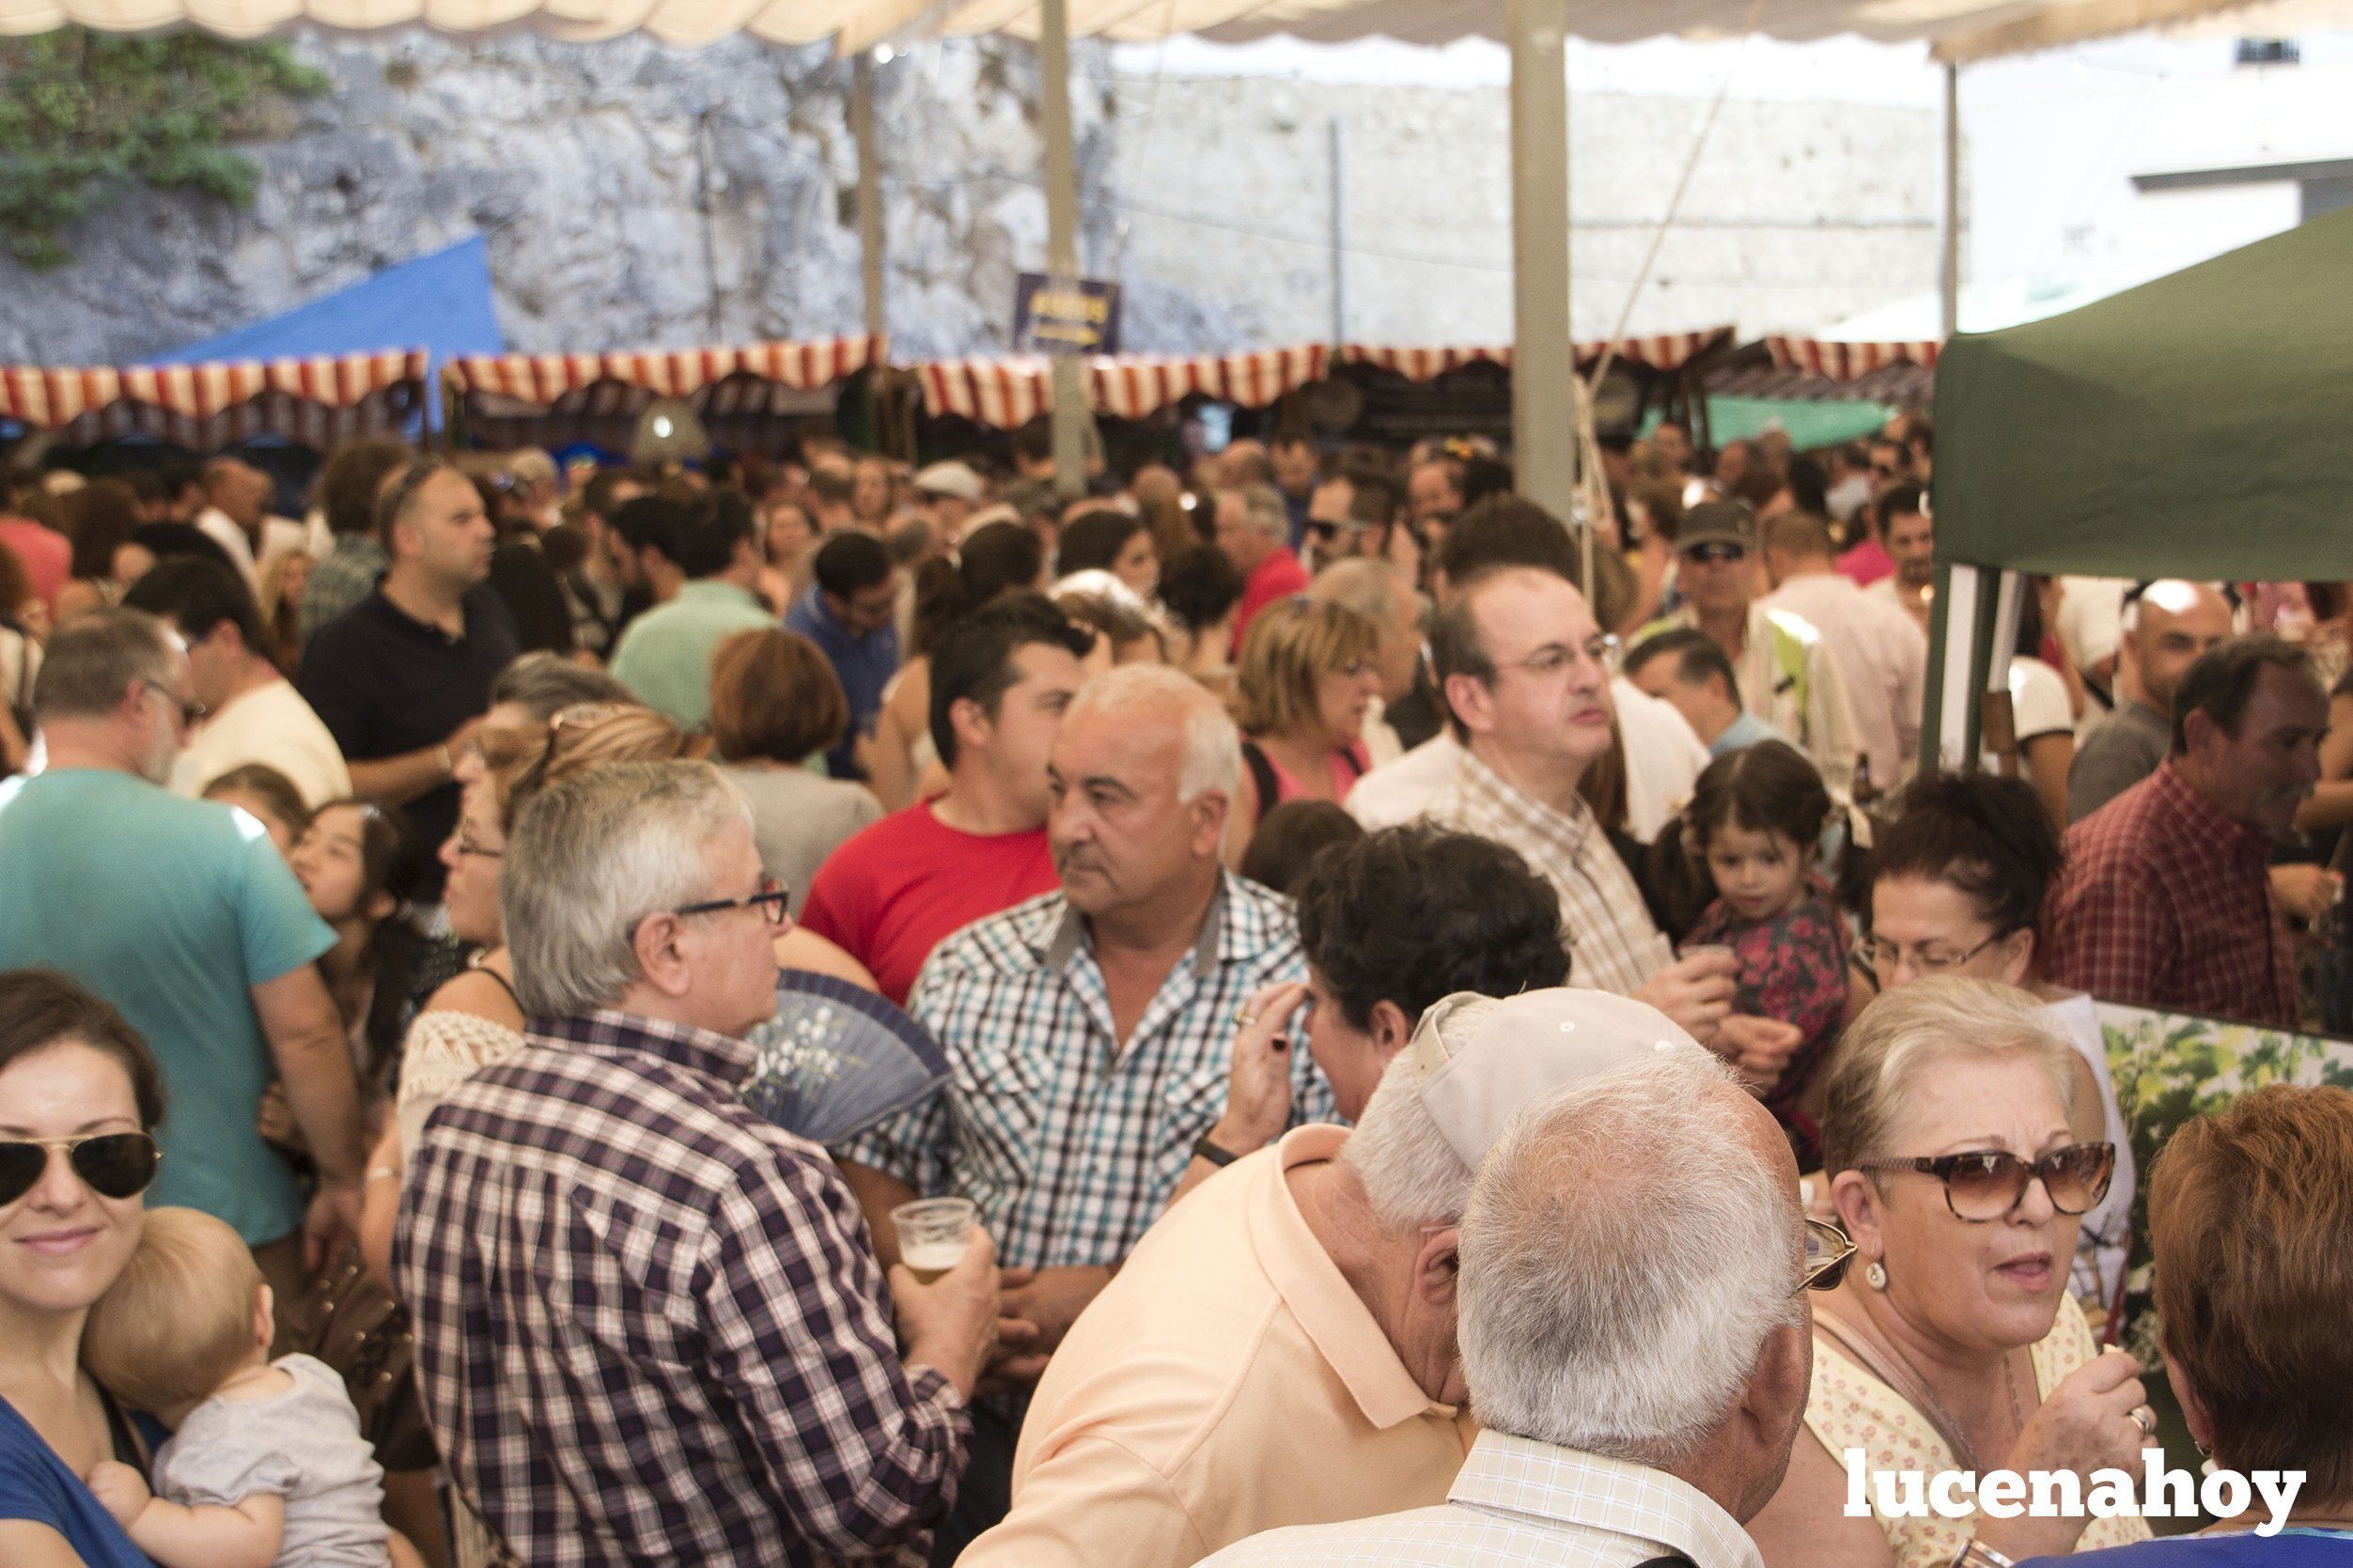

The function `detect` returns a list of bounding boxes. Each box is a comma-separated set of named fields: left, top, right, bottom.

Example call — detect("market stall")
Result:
left=442, top=334, right=885, bottom=457
left=0, top=349, right=429, bottom=451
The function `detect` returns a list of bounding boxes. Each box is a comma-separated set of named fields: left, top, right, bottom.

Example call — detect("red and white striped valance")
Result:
left=1766, top=336, right=1941, bottom=381
left=0, top=349, right=428, bottom=431
left=443, top=335, right=882, bottom=407
left=1339, top=326, right=1734, bottom=380
left=917, top=345, right=1330, bottom=428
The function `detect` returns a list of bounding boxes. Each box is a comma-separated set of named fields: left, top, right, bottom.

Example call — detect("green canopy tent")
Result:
left=1921, top=203, right=2353, bottom=768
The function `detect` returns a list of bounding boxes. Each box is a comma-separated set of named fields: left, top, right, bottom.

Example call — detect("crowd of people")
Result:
left=1, top=417, right=2349, bottom=1568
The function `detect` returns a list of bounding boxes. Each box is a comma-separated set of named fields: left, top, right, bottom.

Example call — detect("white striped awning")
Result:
left=441, top=334, right=881, bottom=406
left=1765, top=336, right=1941, bottom=382
left=0, top=0, right=2307, bottom=70
left=916, top=345, right=1330, bottom=428
left=0, top=349, right=427, bottom=430
left=1340, top=327, right=1733, bottom=380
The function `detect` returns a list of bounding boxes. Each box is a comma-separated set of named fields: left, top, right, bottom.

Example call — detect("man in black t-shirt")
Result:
left=299, top=460, right=519, bottom=901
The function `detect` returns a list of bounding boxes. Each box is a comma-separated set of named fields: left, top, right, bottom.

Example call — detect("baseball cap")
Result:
left=913, top=461, right=985, bottom=503
left=1677, top=500, right=1756, bottom=554
left=1403, top=988, right=1708, bottom=1172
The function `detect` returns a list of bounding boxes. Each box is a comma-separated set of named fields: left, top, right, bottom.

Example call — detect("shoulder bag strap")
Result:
left=1239, top=739, right=1279, bottom=823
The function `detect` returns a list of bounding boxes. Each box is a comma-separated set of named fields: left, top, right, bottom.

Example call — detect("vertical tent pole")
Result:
left=1039, top=0, right=1088, bottom=499
left=1940, top=61, right=1961, bottom=340
left=1328, top=116, right=1348, bottom=345
left=854, top=51, right=887, bottom=343
left=1508, top=0, right=1576, bottom=522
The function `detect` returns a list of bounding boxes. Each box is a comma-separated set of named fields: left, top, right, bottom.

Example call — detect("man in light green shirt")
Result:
left=609, top=497, right=777, bottom=731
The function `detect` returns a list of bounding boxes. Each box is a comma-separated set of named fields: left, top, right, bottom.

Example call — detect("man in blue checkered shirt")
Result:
left=839, top=664, right=1336, bottom=1555
left=399, top=760, right=999, bottom=1566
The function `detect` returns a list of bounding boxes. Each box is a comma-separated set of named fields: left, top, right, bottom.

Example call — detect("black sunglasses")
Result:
left=1684, top=541, right=1749, bottom=564
left=0, top=1132, right=163, bottom=1207
left=1857, top=1141, right=2115, bottom=1223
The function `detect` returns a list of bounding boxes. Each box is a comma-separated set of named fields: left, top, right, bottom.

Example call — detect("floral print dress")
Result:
left=1684, top=883, right=1849, bottom=1163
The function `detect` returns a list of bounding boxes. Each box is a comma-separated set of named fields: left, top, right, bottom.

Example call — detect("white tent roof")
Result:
left=7, top=0, right=2347, bottom=62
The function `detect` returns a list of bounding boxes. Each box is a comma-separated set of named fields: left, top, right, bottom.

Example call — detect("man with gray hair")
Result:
left=1215, top=482, right=1312, bottom=644
left=0, top=609, right=365, bottom=1286
left=398, top=760, right=999, bottom=1565
left=1205, top=1047, right=1819, bottom=1566
left=963, top=989, right=1717, bottom=1568
left=839, top=664, right=1333, bottom=1555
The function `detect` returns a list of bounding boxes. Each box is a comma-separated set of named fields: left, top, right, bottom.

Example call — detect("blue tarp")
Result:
left=151, top=234, right=504, bottom=365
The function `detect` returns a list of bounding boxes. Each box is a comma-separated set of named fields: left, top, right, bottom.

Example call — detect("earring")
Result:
left=1864, top=1260, right=1888, bottom=1291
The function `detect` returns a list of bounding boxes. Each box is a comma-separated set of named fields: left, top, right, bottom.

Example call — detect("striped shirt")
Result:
left=839, top=875, right=1332, bottom=1270
left=1425, top=747, right=1672, bottom=998
left=1200, top=1432, right=1765, bottom=1567
left=397, top=1008, right=968, bottom=1567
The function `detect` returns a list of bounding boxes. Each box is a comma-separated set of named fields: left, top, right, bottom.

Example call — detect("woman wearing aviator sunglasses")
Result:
left=1855, top=772, right=2137, bottom=1317
left=0, top=970, right=169, bottom=1568
left=1749, top=979, right=2152, bottom=1568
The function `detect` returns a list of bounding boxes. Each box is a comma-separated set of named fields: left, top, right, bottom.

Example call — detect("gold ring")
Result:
left=1235, top=1007, right=1259, bottom=1027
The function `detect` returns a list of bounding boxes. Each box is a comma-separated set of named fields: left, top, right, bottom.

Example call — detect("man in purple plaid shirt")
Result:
left=397, top=760, right=999, bottom=1566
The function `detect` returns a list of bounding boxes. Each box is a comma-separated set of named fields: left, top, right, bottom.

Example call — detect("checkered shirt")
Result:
left=2042, top=760, right=2298, bottom=1028
left=397, top=1008, right=969, bottom=1568
left=1199, top=1432, right=1764, bottom=1567
left=298, top=535, right=385, bottom=642
left=1425, top=747, right=1672, bottom=998
left=838, top=875, right=1331, bottom=1270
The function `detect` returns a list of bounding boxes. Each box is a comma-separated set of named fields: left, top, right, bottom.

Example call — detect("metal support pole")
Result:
left=1328, top=116, right=1348, bottom=346
left=1939, top=61, right=1960, bottom=341
left=853, top=51, right=886, bottom=342
left=1039, top=0, right=1088, bottom=499
left=1508, top=0, right=1576, bottom=521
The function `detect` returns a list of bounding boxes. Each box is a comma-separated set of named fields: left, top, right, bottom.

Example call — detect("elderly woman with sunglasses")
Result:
left=1749, top=978, right=2153, bottom=1568
left=1854, top=773, right=2137, bottom=1315
left=0, top=970, right=170, bottom=1568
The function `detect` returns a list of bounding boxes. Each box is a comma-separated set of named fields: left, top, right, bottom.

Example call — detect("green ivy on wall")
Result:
left=0, top=29, right=326, bottom=270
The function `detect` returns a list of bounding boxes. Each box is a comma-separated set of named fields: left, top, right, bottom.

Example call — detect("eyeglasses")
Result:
left=1802, top=1217, right=1857, bottom=1292
left=1684, top=542, right=1749, bottom=565
left=1495, top=634, right=1620, bottom=681
left=1851, top=932, right=2002, bottom=978
left=671, top=874, right=791, bottom=929
left=0, top=1132, right=163, bottom=1207
left=1856, top=1141, right=2116, bottom=1222
left=139, top=679, right=207, bottom=727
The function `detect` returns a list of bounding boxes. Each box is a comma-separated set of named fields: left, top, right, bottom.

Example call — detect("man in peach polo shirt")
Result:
left=959, top=988, right=1712, bottom=1568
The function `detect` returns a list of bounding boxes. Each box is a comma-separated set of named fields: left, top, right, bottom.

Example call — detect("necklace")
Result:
left=1843, top=1304, right=2026, bottom=1472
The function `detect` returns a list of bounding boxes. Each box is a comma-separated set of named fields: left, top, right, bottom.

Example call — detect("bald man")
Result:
left=2069, top=581, right=2233, bottom=822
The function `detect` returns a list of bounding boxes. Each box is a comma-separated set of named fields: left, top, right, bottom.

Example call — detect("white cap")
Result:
left=913, top=460, right=985, bottom=503
left=1403, top=988, right=1707, bottom=1172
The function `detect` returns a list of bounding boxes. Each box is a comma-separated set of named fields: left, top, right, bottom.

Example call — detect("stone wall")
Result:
left=0, top=33, right=1116, bottom=365
left=3, top=34, right=1938, bottom=367
left=1101, top=72, right=1943, bottom=348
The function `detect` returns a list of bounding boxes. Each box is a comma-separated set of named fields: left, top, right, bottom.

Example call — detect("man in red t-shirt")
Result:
left=1215, top=483, right=1311, bottom=645
left=801, top=597, right=1094, bottom=1003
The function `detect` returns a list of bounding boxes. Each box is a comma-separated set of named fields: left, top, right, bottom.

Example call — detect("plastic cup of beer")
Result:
left=1677, top=941, right=1737, bottom=967
left=892, top=1198, right=977, bottom=1285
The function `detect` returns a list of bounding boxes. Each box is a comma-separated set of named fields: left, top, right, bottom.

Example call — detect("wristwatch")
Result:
left=1192, top=1134, right=1240, bottom=1168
